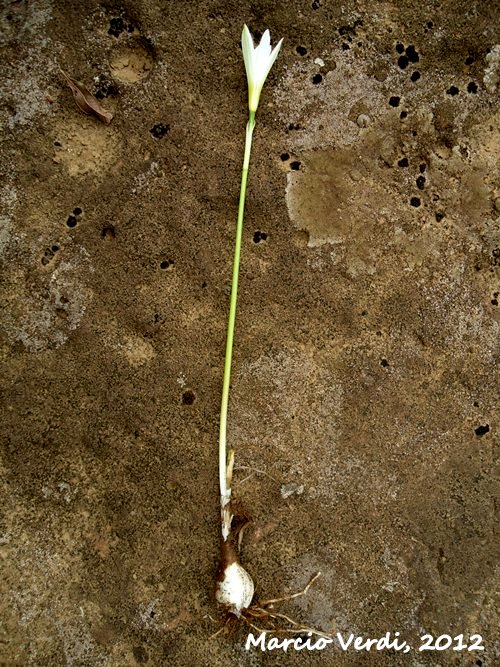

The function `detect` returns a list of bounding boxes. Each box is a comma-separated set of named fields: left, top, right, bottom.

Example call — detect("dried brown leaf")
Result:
left=61, top=70, right=113, bottom=125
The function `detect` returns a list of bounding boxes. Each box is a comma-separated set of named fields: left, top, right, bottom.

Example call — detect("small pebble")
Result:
left=314, top=57, right=325, bottom=67
left=356, top=113, right=370, bottom=128
left=281, top=482, right=305, bottom=499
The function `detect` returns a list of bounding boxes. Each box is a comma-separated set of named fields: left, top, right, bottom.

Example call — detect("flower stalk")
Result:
left=218, top=110, right=255, bottom=542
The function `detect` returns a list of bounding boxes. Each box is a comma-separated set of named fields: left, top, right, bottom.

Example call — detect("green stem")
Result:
left=219, top=111, right=256, bottom=519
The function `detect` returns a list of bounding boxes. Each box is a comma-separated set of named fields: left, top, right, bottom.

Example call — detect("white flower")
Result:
left=241, top=24, right=283, bottom=113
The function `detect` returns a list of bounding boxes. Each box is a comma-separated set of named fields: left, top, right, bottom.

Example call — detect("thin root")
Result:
left=259, top=571, right=322, bottom=607
left=244, top=618, right=272, bottom=635
left=208, top=615, right=232, bottom=640
left=233, top=465, right=278, bottom=484
left=246, top=606, right=332, bottom=640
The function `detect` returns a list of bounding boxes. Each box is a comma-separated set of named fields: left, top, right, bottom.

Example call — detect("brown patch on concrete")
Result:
left=109, top=42, right=154, bottom=83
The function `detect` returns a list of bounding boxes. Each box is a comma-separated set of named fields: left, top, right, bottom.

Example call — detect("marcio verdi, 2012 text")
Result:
left=245, top=631, right=485, bottom=653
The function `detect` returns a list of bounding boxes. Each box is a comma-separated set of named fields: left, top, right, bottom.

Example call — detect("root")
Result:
left=259, top=571, right=322, bottom=607
left=208, top=617, right=232, bottom=640
left=244, top=606, right=332, bottom=640
left=233, top=465, right=279, bottom=486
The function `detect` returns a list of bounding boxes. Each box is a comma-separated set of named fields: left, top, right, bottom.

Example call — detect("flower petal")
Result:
left=266, top=37, right=284, bottom=75
left=259, top=29, right=271, bottom=55
left=241, top=24, right=255, bottom=79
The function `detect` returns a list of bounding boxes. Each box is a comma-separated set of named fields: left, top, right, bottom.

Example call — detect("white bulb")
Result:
left=215, top=561, right=255, bottom=616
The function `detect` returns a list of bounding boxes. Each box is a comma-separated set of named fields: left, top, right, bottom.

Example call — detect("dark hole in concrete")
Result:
left=54, top=140, right=62, bottom=147
left=312, top=0, right=321, bottom=9
left=101, top=225, right=115, bottom=239
left=296, top=46, right=307, bottom=55
left=94, top=80, right=119, bottom=100
left=253, top=231, right=268, bottom=243
left=395, top=43, right=405, bottom=54
left=467, top=81, right=478, bottom=93
left=465, top=55, right=474, bottom=65
left=410, top=196, right=421, bottom=207
left=416, top=175, right=426, bottom=190
left=108, top=17, right=125, bottom=38
left=400, top=111, right=408, bottom=119
left=73, top=207, right=82, bottom=215
left=380, top=358, right=389, bottom=367
left=66, top=215, right=77, bottom=228
left=280, top=152, right=290, bottom=161
left=338, top=24, right=358, bottom=36
left=288, top=123, right=301, bottom=131
left=410, top=71, right=421, bottom=82
left=182, top=390, right=195, bottom=405
left=474, top=424, right=489, bottom=437
left=435, top=211, right=445, bottom=221
left=397, top=157, right=409, bottom=167
left=426, top=21, right=433, bottom=28
left=446, top=85, right=459, bottom=95
left=150, top=123, right=170, bottom=139
left=201, top=281, right=207, bottom=288
left=491, top=298, right=498, bottom=306
left=389, top=96, right=400, bottom=107
left=312, top=73, right=323, bottom=84
left=290, top=160, right=301, bottom=170
left=405, top=45, right=419, bottom=63
left=419, top=163, right=426, bottom=173
left=397, top=55, right=409, bottom=69
left=342, top=43, right=350, bottom=50
left=160, top=259, right=174, bottom=269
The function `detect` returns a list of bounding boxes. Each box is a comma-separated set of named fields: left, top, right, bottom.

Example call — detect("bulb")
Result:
left=215, top=560, right=255, bottom=616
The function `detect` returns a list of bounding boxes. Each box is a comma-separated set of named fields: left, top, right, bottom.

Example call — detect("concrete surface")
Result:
left=0, top=0, right=498, bottom=665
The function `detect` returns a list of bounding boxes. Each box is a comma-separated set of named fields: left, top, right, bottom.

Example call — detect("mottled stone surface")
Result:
left=0, top=1, right=498, bottom=665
